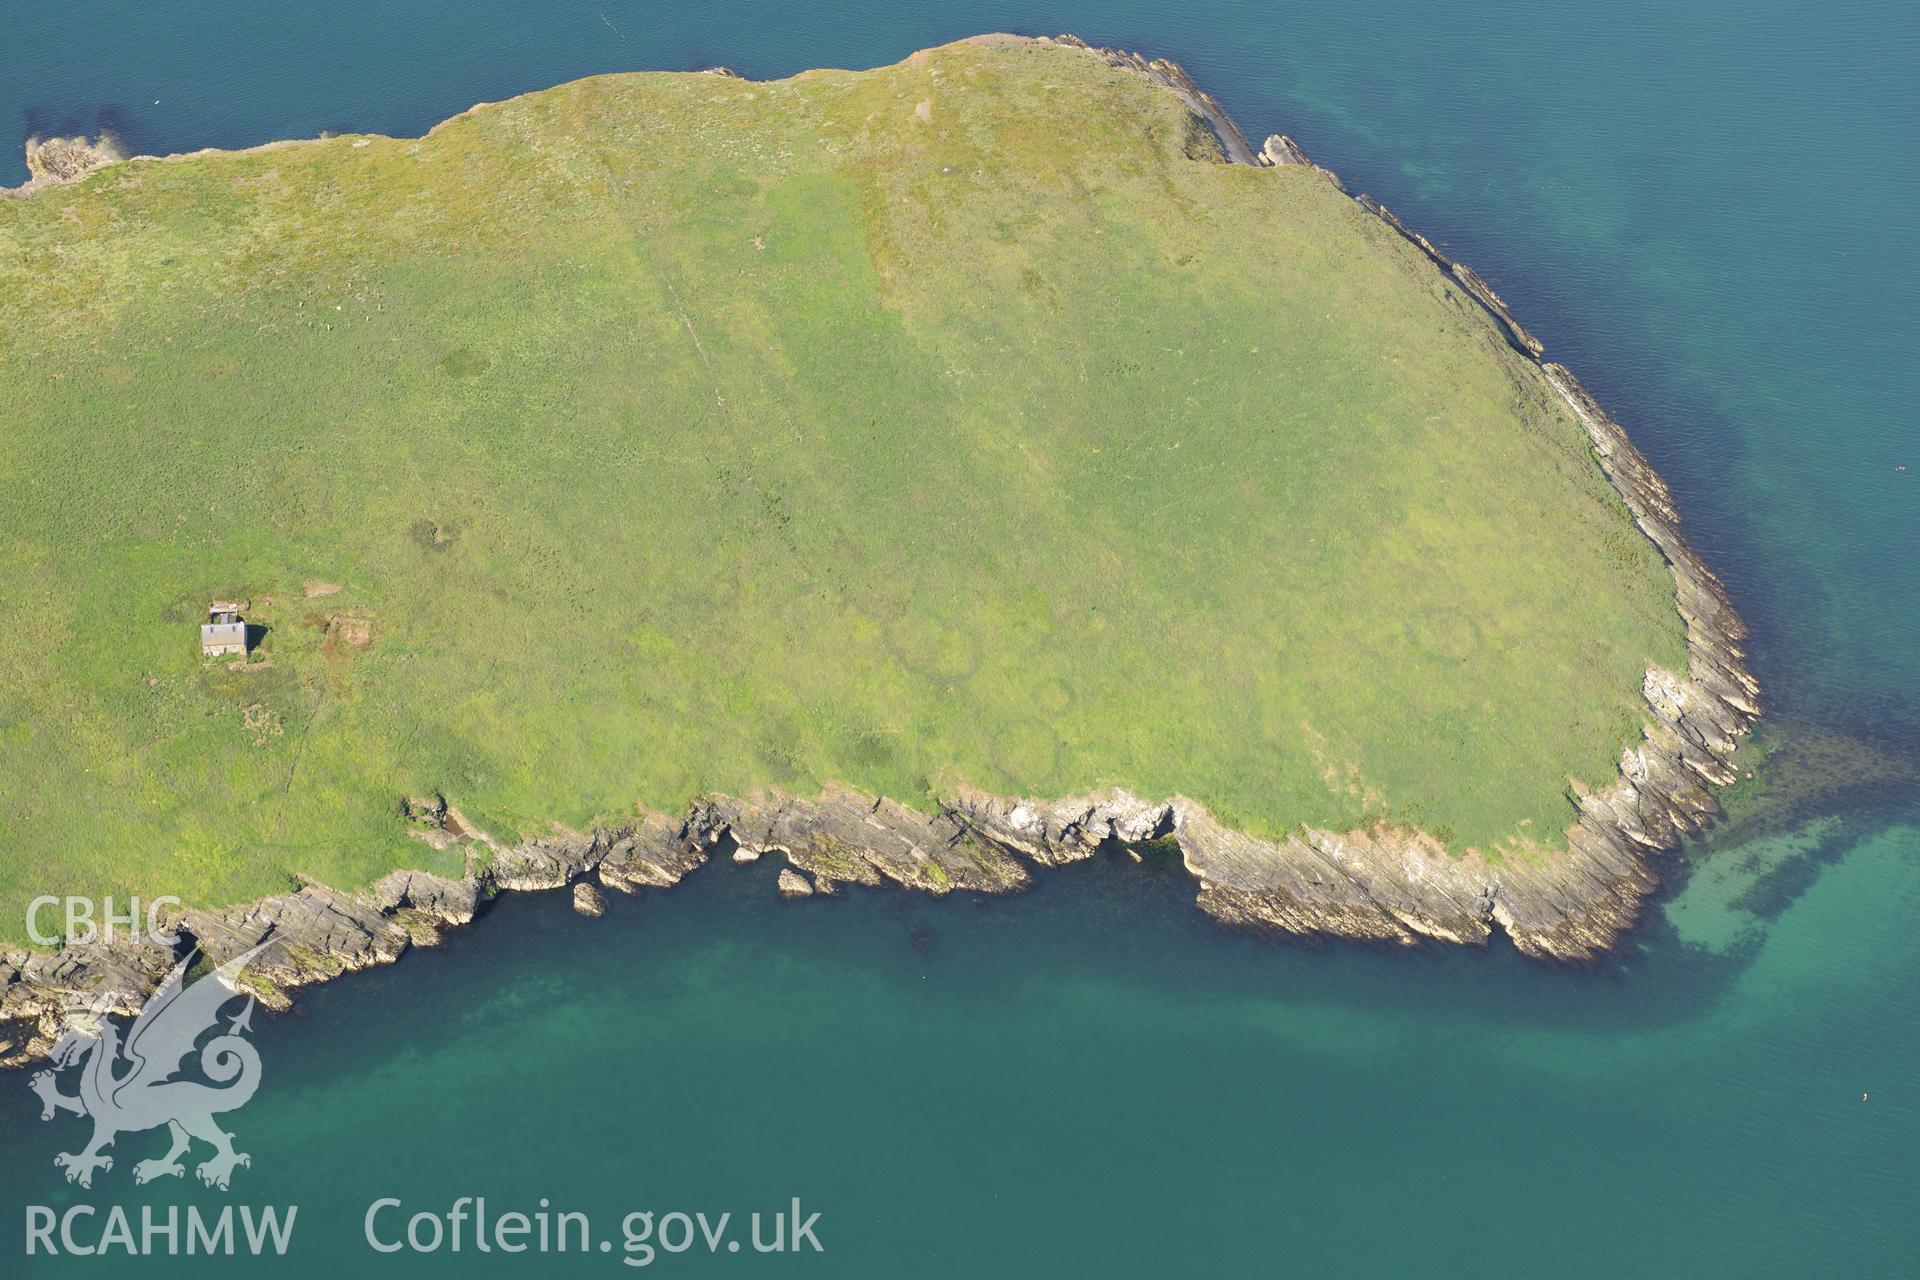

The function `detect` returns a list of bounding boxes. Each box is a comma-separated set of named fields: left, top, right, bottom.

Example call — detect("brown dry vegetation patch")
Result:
left=321, top=613, right=374, bottom=658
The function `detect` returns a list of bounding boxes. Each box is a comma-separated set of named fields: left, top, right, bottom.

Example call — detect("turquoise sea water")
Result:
left=3, top=1, right=1916, bottom=1274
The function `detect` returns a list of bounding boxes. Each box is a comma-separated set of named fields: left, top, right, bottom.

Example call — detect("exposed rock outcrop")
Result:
left=1260, top=134, right=1312, bottom=167
left=1353, top=195, right=1545, bottom=357
left=6, top=134, right=122, bottom=195
left=1046, top=34, right=1262, bottom=164
left=709, top=786, right=1031, bottom=896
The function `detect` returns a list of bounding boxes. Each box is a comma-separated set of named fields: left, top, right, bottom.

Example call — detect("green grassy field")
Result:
left=0, top=40, right=1686, bottom=942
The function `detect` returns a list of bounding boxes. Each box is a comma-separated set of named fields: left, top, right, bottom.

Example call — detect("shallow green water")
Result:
left=3, top=0, right=1916, bottom=1274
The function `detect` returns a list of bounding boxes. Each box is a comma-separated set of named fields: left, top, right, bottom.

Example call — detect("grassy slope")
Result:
left=0, top=42, right=1686, bottom=940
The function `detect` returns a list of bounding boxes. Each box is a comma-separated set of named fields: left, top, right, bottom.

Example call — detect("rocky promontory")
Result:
left=0, top=34, right=1758, bottom=1068
left=4, top=134, right=122, bottom=195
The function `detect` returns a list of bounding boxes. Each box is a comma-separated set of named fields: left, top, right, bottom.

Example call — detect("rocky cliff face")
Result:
left=0, top=35, right=1759, bottom=1067
left=1022, top=34, right=1759, bottom=957
left=1045, top=34, right=1263, bottom=164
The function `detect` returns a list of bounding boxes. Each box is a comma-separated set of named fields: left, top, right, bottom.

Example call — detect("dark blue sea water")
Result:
left=3, top=1, right=1917, bottom=1275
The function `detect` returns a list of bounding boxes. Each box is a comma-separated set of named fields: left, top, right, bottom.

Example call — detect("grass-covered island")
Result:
left=0, top=36, right=1756, bottom=1054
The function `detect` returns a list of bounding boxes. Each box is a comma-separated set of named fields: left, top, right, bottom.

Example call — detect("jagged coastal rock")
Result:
left=6, top=134, right=122, bottom=194
left=0, top=34, right=1757, bottom=1068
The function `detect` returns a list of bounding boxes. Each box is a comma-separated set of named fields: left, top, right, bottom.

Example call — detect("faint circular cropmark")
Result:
left=988, top=715, right=1064, bottom=790
left=883, top=611, right=981, bottom=684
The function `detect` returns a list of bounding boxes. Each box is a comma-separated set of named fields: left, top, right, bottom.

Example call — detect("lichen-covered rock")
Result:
left=0, top=933, right=178, bottom=1068
left=491, top=830, right=599, bottom=890
left=182, top=884, right=416, bottom=1009
left=369, top=868, right=480, bottom=923
left=777, top=869, right=815, bottom=899
left=714, top=786, right=1032, bottom=895
left=598, top=813, right=710, bottom=893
